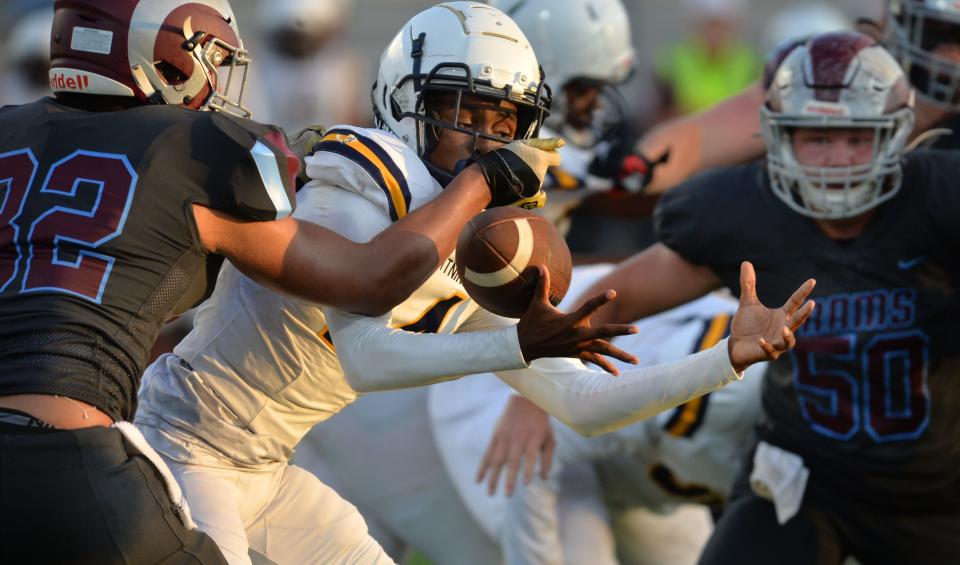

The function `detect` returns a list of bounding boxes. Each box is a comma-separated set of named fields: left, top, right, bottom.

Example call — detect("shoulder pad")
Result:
left=304, top=125, right=440, bottom=221
left=179, top=112, right=297, bottom=221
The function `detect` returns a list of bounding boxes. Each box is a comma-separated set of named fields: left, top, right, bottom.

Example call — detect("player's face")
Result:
left=924, top=18, right=960, bottom=63
left=791, top=128, right=876, bottom=169
left=428, top=95, right=519, bottom=173
left=564, top=79, right=604, bottom=131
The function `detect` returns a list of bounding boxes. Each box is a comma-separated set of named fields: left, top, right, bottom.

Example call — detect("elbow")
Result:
left=347, top=257, right=428, bottom=318
left=341, top=359, right=378, bottom=394
left=357, top=236, right=439, bottom=316
left=555, top=411, right=607, bottom=437
left=570, top=421, right=606, bottom=438
left=340, top=276, right=407, bottom=317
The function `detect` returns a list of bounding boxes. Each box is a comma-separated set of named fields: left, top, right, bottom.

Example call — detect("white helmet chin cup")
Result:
left=887, top=0, right=960, bottom=110
left=761, top=32, right=915, bottom=220
left=372, top=2, right=550, bottom=157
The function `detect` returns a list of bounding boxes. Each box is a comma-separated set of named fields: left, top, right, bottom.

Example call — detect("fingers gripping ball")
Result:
left=456, top=208, right=572, bottom=318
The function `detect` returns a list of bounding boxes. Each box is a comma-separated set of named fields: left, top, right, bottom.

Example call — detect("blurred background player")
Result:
left=488, top=0, right=655, bottom=258
left=245, top=0, right=367, bottom=131
left=0, top=8, right=53, bottom=106
left=651, top=0, right=759, bottom=123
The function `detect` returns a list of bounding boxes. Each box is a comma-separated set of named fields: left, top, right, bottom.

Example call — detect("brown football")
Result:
left=455, top=208, right=572, bottom=318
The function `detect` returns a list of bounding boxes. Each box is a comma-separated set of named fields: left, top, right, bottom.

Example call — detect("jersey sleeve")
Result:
left=192, top=113, right=298, bottom=222
left=322, top=306, right=526, bottom=393
left=495, top=339, right=742, bottom=437
left=304, top=127, right=430, bottom=222
left=919, top=150, right=960, bottom=252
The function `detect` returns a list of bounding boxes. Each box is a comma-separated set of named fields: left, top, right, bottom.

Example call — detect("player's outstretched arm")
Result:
left=194, top=139, right=563, bottom=316
left=579, top=243, right=722, bottom=327
left=640, top=82, right=766, bottom=195
left=324, top=266, right=638, bottom=394
left=495, top=262, right=815, bottom=436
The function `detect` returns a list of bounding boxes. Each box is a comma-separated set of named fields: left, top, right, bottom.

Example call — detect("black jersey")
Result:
left=0, top=98, right=298, bottom=421
left=655, top=152, right=960, bottom=509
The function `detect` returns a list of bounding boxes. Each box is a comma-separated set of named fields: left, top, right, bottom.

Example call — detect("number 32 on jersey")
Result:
left=0, top=148, right=137, bottom=303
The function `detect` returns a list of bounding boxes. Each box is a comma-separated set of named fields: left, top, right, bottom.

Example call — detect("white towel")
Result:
left=750, top=441, right=809, bottom=525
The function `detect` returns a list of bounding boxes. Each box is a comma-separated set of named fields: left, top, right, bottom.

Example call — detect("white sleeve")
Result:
left=495, top=338, right=742, bottom=436
left=324, top=307, right=528, bottom=393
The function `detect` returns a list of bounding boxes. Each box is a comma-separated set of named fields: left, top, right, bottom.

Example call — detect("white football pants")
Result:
left=165, top=456, right=393, bottom=565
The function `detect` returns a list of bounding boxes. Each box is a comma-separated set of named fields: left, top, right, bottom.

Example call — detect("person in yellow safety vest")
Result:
left=653, top=0, right=759, bottom=121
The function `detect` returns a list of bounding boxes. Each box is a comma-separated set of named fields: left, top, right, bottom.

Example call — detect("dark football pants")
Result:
left=0, top=421, right=228, bottom=564
left=698, top=449, right=960, bottom=565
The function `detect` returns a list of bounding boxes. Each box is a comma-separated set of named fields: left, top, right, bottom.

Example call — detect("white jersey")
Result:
left=135, top=125, right=522, bottom=467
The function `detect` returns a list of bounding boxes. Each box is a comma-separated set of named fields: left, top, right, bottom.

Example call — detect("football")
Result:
left=455, top=208, right=573, bottom=318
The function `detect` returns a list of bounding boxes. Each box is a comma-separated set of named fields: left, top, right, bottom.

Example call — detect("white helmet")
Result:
left=761, top=32, right=915, bottom=220
left=488, top=0, right=634, bottom=91
left=886, top=0, right=960, bottom=109
left=372, top=2, right=550, bottom=158
left=763, top=3, right=851, bottom=52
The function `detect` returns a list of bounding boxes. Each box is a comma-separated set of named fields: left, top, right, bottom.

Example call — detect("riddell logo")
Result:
left=801, top=100, right=850, bottom=117
left=50, top=72, right=90, bottom=91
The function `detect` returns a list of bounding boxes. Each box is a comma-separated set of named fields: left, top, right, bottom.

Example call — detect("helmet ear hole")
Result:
left=155, top=61, right=189, bottom=85
left=389, top=92, right=404, bottom=122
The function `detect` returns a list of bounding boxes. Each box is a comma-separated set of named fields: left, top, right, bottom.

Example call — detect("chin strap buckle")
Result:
left=411, top=32, right=426, bottom=92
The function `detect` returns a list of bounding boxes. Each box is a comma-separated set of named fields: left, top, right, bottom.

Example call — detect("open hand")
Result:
left=729, top=262, right=816, bottom=373
left=517, top=266, right=638, bottom=375
left=476, top=395, right=555, bottom=496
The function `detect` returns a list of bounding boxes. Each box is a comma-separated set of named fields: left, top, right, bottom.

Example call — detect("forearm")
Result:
left=496, top=339, right=741, bottom=436
left=203, top=166, right=491, bottom=316
left=578, top=243, right=721, bottom=326
left=327, top=309, right=527, bottom=393
left=642, top=82, right=766, bottom=195
left=378, top=165, right=490, bottom=265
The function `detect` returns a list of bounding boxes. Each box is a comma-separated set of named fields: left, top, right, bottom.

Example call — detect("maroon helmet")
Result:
left=761, top=31, right=915, bottom=219
left=50, top=0, right=251, bottom=116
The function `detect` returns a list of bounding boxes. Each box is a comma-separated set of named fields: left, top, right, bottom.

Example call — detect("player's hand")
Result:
left=517, top=266, right=638, bottom=375
left=472, top=137, right=565, bottom=209
left=586, top=131, right=669, bottom=193
left=476, top=395, right=555, bottom=496
left=289, top=124, right=326, bottom=186
left=728, top=262, right=816, bottom=373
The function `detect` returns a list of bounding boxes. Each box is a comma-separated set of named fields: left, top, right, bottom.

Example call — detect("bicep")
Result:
left=577, top=243, right=721, bottom=325
left=191, top=203, right=391, bottom=314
